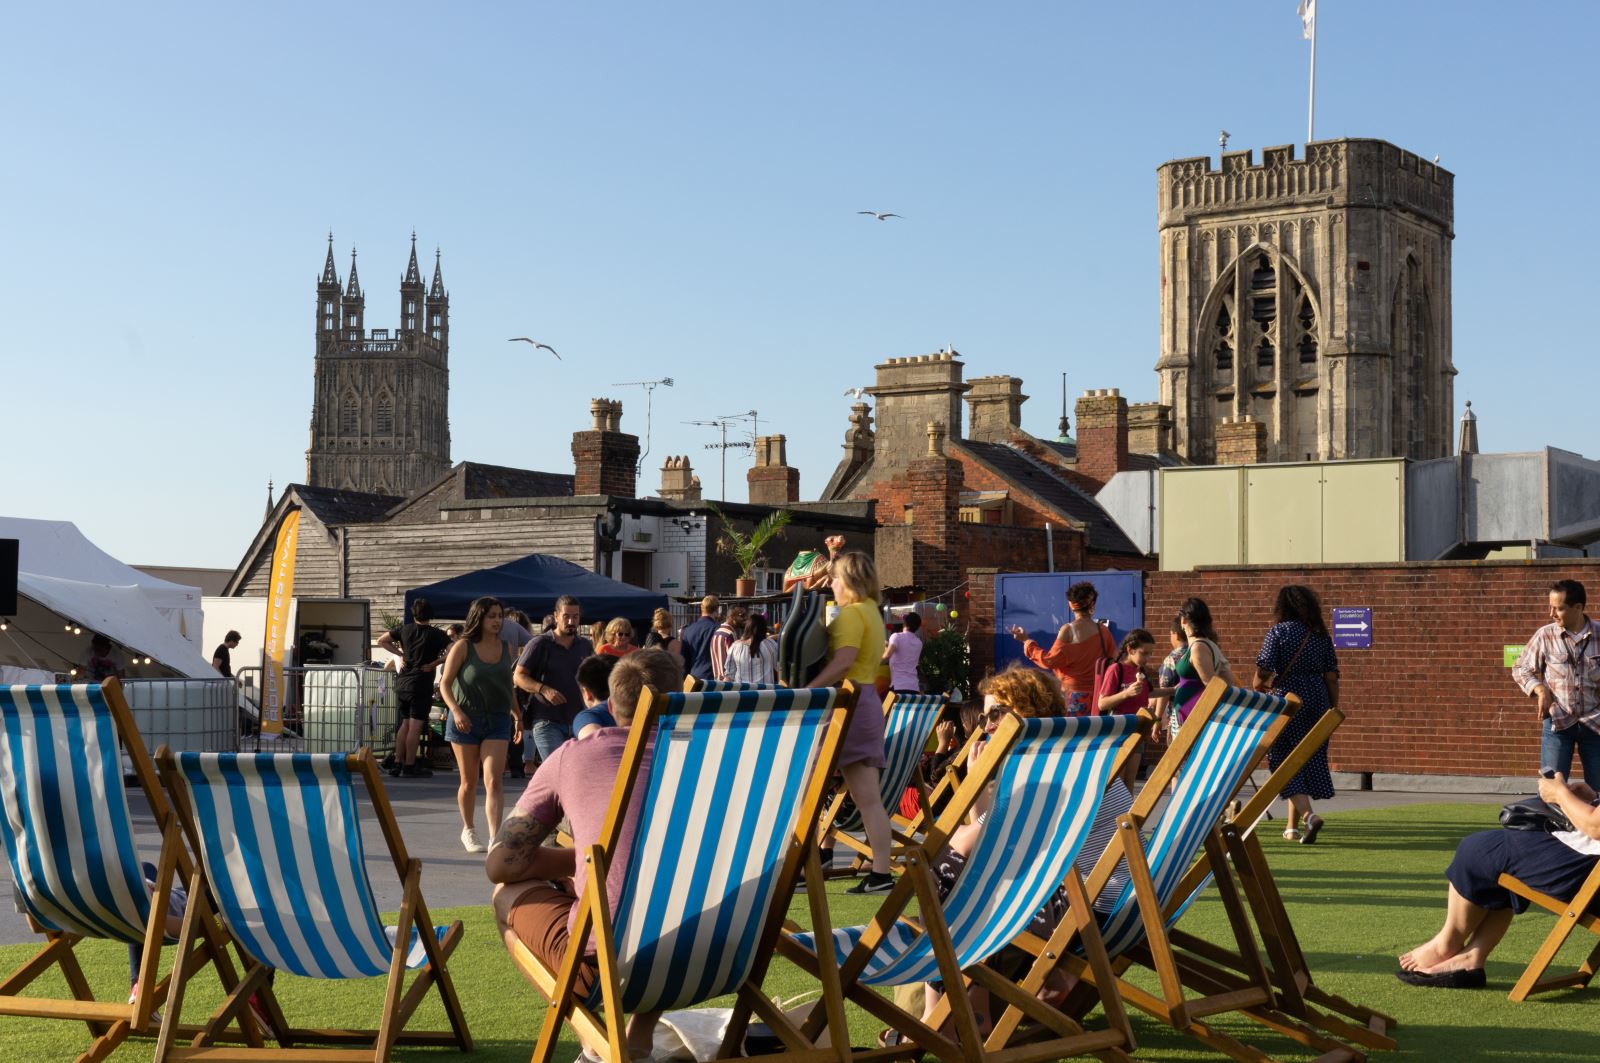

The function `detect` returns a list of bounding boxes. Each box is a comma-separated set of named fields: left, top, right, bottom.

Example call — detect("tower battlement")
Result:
left=1158, top=138, right=1452, bottom=232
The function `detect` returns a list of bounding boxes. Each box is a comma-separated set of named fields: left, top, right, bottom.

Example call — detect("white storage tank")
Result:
left=121, top=678, right=238, bottom=753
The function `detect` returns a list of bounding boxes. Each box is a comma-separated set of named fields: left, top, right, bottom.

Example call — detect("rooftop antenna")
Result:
left=718, top=408, right=761, bottom=445
left=611, top=377, right=674, bottom=474
left=685, top=416, right=753, bottom=500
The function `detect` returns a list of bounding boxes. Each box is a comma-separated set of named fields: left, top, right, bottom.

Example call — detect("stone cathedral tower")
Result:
left=306, top=234, right=451, bottom=495
left=1155, top=139, right=1455, bottom=464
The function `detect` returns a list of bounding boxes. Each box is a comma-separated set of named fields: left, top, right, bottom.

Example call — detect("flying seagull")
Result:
left=857, top=211, right=901, bottom=221
left=843, top=387, right=869, bottom=399
left=508, top=337, right=560, bottom=359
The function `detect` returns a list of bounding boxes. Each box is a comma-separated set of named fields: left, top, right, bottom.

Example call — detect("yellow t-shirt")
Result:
left=827, top=601, right=886, bottom=685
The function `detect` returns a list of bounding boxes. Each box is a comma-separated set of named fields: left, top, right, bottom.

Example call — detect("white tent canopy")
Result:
left=0, top=517, right=216, bottom=679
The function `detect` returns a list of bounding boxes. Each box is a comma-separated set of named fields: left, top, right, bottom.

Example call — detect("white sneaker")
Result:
left=461, top=827, right=486, bottom=853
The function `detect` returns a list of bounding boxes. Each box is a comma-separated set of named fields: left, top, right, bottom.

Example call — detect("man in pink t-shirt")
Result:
left=881, top=611, right=924, bottom=694
left=486, top=648, right=683, bottom=1054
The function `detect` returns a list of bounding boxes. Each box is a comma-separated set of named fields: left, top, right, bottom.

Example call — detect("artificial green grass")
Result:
left=2, top=803, right=1596, bottom=1060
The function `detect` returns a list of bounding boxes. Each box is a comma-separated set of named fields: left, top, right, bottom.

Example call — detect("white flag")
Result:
left=1298, top=0, right=1316, bottom=40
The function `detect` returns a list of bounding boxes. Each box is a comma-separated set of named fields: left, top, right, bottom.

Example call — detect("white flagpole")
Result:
left=1306, top=2, right=1317, bottom=143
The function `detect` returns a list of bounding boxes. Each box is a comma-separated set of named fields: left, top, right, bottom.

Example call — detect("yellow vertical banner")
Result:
left=261, top=508, right=301, bottom=736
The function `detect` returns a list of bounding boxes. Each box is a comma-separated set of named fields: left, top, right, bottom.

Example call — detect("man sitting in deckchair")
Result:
left=486, top=648, right=683, bottom=1057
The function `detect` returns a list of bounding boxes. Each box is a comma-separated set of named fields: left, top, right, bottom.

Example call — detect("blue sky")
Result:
left=3, top=2, right=1593, bottom=569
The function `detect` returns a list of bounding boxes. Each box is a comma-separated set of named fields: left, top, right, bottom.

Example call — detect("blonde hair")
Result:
left=608, top=648, right=684, bottom=723
left=830, top=551, right=880, bottom=605
left=651, top=607, right=673, bottom=635
left=604, top=617, right=634, bottom=644
left=978, top=664, right=1065, bottom=719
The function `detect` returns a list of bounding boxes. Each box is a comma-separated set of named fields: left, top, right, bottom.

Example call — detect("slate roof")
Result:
left=956, top=441, right=1142, bottom=555
left=460, top=462, right=574, bottom=500
left=1038, top=438, right=1179, bottom=472
left=291, top=484, right=407, bottom=526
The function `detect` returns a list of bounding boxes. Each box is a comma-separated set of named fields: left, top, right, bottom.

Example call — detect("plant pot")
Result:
left=735, top=577, right=756, bottom=598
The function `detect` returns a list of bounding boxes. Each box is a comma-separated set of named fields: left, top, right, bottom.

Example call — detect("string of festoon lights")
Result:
left=897, top=579, right=970, bottom=621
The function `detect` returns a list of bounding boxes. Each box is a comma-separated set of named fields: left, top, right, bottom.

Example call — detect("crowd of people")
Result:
left=372, top=564, right=1600, bottom=1007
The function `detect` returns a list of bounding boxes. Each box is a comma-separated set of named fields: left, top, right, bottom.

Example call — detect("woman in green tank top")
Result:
left=439, top=596, right=516, bottom=853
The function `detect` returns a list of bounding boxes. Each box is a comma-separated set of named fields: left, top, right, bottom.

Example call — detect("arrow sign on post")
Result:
left=1332, top=607, right=1372, bottom=649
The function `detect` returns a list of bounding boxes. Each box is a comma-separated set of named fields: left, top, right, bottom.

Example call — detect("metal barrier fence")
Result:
left=666, top=595, right=796, bottom=638
left=122, top=678, right=239, bottom=754
left=236, top=664, right=398, bottom=755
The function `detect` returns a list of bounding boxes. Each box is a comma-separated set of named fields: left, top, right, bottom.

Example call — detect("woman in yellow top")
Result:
left=811, top=551, right=894, bottom=894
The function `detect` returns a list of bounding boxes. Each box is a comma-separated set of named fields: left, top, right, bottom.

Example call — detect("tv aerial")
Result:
left=611, top=378, right=674, bottom=473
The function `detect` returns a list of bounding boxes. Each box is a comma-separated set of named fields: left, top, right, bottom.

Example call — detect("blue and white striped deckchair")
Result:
left=820, top=690, right=947, bottom=868
left=514, top=683, right=855, bottom=1063
left=0, top=680, right=235, bottom=1055
left=985, top=678, right=1316, bottom=1062
left=154, top=748, right=471, bottom=1063
left=682, top=677, right=775, bottom=693
left=785, top=712, right=1147, bottom=1063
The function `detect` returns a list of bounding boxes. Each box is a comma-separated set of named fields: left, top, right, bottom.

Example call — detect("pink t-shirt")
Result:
left=885, top=630, right=923, bottom=691
left=515, top=728, right=653, bottom=948
left=1096, top=661, right=1150, bottom=715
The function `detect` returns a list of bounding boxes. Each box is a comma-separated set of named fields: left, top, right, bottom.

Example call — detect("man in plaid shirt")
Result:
left=1513, top=579, right=1600, bottom=787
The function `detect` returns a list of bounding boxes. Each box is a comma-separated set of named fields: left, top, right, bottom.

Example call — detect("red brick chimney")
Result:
left=908, top=421, right=963, bottom=593
left=1073, top=388, right=1129, bottom=486
left=747, top=434, right=800, bottom=505
left=572, top=398, right=640, bottom=497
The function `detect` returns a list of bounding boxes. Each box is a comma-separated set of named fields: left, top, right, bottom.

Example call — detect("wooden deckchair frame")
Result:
left=514, top=682, right=858, bottom=1063
left=1498, top=843, right=1600, bottom=1001
left=783, top=712, right=1151, bottom=1063
left=0, top=678, right=246, bottom=1061
left=153, top=747, right=472, bottom=1062
left=1154, top=706, right=1398, bottom=1053
left=978, top=679, right=1367, bottom=1063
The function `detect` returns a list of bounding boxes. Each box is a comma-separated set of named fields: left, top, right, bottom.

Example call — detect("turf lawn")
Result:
left=3, top=803, right=1597, bottom=1061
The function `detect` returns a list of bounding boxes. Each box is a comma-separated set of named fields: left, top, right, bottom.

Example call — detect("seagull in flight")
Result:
left=843, top=387, right=869, bottom=399
left=508, top=338, right=560, bottom=360
left=857, top=211, right=901, bottom=221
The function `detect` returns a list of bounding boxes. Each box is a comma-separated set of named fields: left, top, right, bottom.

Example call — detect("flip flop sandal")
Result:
left=1300, top=815, right=1324, bottom=844
left=1282, top=828, right=1302, bottom=842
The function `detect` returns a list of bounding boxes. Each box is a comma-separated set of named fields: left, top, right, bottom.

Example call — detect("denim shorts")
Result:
left=446, top=711, right=515, bottom=745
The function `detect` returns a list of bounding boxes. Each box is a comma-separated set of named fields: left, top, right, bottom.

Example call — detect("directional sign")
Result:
left=1504, top=645, right=1524, bottom=669
left=1332, top=607, right=1372, bottom=649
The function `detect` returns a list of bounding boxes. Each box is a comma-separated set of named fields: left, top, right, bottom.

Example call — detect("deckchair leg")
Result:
left=407, top=900, right=472, bottom=1051
left=53, top=937, right=115, bottom=1040
left=906, top=852, right=988, bottom=1063
left=1510, top=907, right=1588, bottom=1002
left=374, top=864, right=421, bottom=1061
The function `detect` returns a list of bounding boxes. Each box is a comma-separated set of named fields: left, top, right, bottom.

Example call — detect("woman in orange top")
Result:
left=596, top=617, right=638, bottom=658
left=1007, top=580, right=1115, bottom=714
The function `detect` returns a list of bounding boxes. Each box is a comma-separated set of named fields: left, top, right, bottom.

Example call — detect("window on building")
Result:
left=1256, top=338, right=1275, bottom=371
left=375, top=395, right=394, bottom=434
left=340, top=395, right=359, bottom=434
left=1215, top=341, right=1233, bottom=373
left=1250, top=255, right=1275, bottom=291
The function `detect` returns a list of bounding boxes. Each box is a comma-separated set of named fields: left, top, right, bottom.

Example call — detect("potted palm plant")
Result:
left=707, top=503, right=792, bottom=597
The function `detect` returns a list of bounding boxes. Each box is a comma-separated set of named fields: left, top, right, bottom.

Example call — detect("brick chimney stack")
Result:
left=747, top=434, right=800, bottom=505
left=1127, top=401, right=1174, bottom=457
left=1073, top=388, right=1130, bottom=486
left=964, top=375, right=1027, bottom=443
left=1215, top=416, right=1268, bottom=465
left=572, top=398, right=641, bottom=497
left=908, top=421, right=963, bottom=594
left=658, top=455, right=702, bottom=501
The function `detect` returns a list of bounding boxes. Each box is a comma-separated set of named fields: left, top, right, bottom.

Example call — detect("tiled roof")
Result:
left=461, top=462, right=574, bottom=500
left=1039, top=438, right=1180, bottom=471
left=957, top=441, right=1142, bottom=555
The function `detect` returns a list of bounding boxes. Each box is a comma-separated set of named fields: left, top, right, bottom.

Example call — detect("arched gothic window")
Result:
left=340, top=393, right=359, bottom=434
left=375, top=393, right=394, bottom=435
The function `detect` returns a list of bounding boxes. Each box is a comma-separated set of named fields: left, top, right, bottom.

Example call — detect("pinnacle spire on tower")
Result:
left=402, top=231, right=423, bottom=286
left=428, top=247, right=445, bottom=299
left=319, top=233, right=339, bottom=287
left=345, top=247, right=362, bottom=298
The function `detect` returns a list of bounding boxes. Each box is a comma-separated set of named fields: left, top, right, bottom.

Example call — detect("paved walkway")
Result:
left=0, top=770, right=1508, bottom=948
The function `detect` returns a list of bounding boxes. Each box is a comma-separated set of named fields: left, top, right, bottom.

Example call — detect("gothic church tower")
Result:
left=306, top=234, right=451, bottom=495
left=1156, top=139, right=1454, bottom=464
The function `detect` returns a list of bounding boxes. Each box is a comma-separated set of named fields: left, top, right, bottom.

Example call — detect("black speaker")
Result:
left=0, top=539, right=15, bottom=616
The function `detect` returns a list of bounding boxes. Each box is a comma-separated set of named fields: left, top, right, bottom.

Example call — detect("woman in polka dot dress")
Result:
left=1254, top=585, right=1340, bottom=844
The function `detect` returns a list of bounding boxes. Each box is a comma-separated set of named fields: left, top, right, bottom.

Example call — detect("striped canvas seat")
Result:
left=797, top=713, right=1137, bottom=984
left=169, top=752, right=443, bottom=978
left=831, top=691, right=945, bottom=835
left=600, top=686, right=837, bottom=1014
left=0, top=684, right=159, bottom=946
left=1092, top=687, right=1288, bottom=958
left=686, top=678, right=778, bottom=692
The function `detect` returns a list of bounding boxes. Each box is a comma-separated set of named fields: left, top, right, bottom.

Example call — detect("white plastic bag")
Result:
left=650, top=992, right=828, bottom=1062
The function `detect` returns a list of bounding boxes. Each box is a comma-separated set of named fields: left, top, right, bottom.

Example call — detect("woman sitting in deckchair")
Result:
left=896, top=665, right=1136, bottom=1042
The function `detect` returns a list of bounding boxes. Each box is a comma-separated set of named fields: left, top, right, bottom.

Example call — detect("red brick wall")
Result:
left=1145, top=560, right=1600, bottom=778
left=572, top=430, right=640, bottom=498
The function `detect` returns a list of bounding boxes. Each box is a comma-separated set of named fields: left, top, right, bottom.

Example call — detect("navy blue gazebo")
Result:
left=404, top=553, right=667, bottom=624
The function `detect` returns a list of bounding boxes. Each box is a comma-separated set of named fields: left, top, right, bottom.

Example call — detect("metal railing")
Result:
left=121, top=678, right=239, bottom=754
left=236, top=664, right=399, bottom=755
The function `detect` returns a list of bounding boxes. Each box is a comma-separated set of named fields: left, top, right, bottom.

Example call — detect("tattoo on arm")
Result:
left=486, top=813, right=553, bottom=883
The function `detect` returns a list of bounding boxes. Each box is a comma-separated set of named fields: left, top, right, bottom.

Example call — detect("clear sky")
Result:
left=3, top=2, right=1594, bottom=570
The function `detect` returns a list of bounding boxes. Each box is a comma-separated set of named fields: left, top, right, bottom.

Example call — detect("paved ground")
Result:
left=0, top=769, right=1509, bottom=948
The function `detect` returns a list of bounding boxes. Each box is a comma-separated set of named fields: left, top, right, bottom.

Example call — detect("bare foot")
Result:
left=1398, top=939, right=1459, bottom=971
left=1419, top=946, right=1486, bottom=976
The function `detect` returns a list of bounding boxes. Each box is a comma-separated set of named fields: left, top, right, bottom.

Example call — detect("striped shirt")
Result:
left=1512, top=619, right=1600, bottom=734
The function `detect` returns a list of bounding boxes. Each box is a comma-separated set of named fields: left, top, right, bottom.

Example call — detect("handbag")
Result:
left=1254, top=629, right=1313, bottom=693
left=1499, top=796, right=1574, bottom=834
